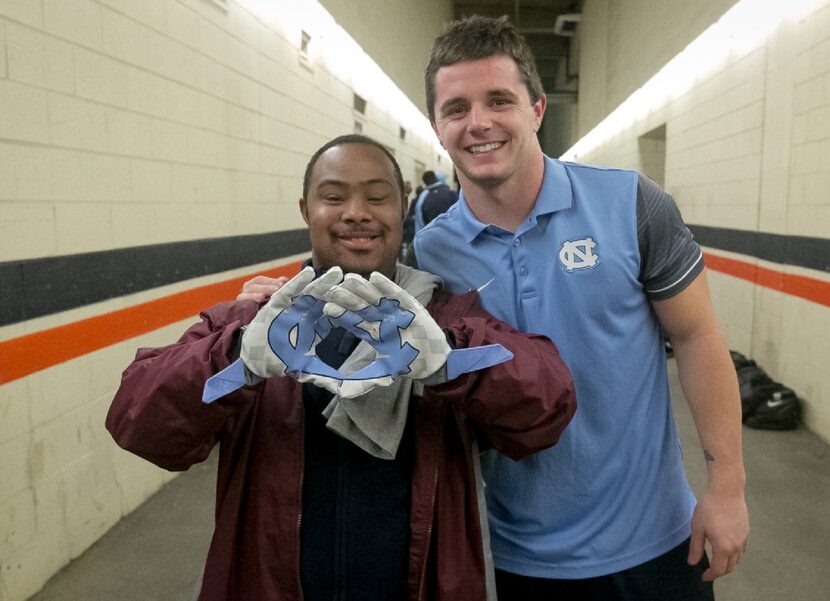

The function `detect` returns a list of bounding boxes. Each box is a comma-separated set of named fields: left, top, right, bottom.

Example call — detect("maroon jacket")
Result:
left=106, top=289, right=575, bottom=601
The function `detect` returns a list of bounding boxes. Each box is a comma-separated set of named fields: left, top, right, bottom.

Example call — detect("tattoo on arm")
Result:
left=704, top=449, right=715, bottom=462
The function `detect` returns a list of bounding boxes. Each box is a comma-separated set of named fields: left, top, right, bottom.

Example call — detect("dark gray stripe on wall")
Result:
left=689, top=225, right=830, bottom=273
left=0, top=230, right=311, bottom=327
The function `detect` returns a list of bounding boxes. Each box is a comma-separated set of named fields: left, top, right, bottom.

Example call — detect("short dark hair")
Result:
left=425, top=15, right=544, bottom=121
left=302, top=134, right=405, bottom=201
left=422, top=170, right=437, bottom=186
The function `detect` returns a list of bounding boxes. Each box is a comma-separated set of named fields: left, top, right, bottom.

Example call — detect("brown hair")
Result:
left=425, top=15, right=544, bottom=121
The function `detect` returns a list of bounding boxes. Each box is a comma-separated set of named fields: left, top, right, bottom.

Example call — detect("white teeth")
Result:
left=469, top=142, right=502, bottom=153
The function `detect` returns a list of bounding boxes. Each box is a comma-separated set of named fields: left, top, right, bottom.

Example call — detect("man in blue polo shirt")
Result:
left=414, top=15, right=749, bottom=601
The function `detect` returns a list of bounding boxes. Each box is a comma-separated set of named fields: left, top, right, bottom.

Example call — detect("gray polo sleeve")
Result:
left=637, top=173, right=704, bottom=301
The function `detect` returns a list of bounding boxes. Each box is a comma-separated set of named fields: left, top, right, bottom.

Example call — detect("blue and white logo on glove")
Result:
left=264, top=287, right=419, bottom=383
left=203, top=268, right=512, bottom=402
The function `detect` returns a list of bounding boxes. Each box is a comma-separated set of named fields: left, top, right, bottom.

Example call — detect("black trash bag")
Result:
left=742, top=384, right=801, bottom=430
left=730, top=350, right=754, bottom=370
left=736, top=363, right=774, bottom=407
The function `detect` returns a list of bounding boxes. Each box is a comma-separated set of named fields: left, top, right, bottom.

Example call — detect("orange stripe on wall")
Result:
left=703, top=252, right=830, bottom=308
left=0, top=261, right=303, bottom=385
left=2, top=255, right=826, bottom=385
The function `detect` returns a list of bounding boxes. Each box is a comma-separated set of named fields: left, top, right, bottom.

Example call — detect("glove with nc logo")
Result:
left=320, top=271, right=453, bottom=398
left=202, top=268, right=513, bottom=403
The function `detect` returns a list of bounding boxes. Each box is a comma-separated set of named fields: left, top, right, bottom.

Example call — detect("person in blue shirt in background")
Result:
left=402, top=170, right=458, bottom=266
left=414, top=15, right=749, bottom=601
left=414, top=170, right=459, bottom=233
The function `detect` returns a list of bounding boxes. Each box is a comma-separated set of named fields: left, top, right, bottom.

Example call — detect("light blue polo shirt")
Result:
left=414, top=157, right=697, bottom=578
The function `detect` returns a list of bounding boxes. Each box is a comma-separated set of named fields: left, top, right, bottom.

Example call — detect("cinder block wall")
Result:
left=576, top=0, right=737, bottom=139
left=319, top=0, right=454, bottom=114
left=572, top=0, right=830, bottom=443
left=0, top=1, right=450, bottom=599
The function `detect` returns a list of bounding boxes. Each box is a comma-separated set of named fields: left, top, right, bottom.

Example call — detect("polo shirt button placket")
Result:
left=519, top=266, right=528, bottom=276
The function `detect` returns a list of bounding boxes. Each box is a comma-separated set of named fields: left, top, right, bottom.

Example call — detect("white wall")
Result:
left=577, top=0, right=738, bottom=137
left=570, top=0, right=830, bottom=443
left=319, top=0, right=454, bottom=114
left=0, top=1, right=448, bottom=599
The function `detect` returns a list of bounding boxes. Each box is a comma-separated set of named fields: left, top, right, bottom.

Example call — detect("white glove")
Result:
left=240, top=266, right=343, bottom=383
left=322, top=271, right=451, bottom=398
left=206, top=268, right=512, bottom=404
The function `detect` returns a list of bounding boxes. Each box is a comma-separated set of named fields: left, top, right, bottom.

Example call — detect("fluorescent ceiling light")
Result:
left=562, top=0, right=827, bottom=160
left=237, top=0, right=445, bottom=157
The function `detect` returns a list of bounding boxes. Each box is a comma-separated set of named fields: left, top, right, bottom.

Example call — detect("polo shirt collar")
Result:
left=455, top=191, right=489, bottom=242
left=534, top=156, right=574, bottom=216
left=456, top=155, right=574, bottom=242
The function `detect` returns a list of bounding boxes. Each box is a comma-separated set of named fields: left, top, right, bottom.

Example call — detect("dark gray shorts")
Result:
left=495, top=537, right=714, bottom=601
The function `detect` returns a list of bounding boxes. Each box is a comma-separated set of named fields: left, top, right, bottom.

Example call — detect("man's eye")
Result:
left=493, top=98, right=510, bottom=106
left=324, top=195, right=342, bottom=202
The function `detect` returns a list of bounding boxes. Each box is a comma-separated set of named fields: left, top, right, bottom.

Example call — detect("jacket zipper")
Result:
left=335, top=437, right=347, bottom=600
left=416, top=402, right=446, bottom=601
left=295, top=398, right=305, bottom=601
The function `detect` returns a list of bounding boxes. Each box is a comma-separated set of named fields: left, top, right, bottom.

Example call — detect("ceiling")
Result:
left=452, top=0, right=583, bottom=100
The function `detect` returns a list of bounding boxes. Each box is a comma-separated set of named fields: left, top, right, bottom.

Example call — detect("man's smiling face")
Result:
left=300, top=143, right=406, bottom=279
left=431, top=54, right=546, bottom=191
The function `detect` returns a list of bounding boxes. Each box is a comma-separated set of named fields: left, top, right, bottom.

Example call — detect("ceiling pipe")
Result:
left=553, top=13, right=582, bottom=37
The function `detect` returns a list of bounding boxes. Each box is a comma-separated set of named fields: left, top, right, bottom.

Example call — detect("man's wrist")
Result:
left=705, top=457, right=747, bottom=495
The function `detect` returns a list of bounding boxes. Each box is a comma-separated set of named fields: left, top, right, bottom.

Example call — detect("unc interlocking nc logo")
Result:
left=558, top=237, right=599, bottom=272
left=267, top=295, right=419, bottom=380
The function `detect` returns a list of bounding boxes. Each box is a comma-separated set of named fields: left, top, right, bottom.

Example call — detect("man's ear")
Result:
left=532, top=95, right=547, bottom=132
left=299, top=197, right=309, bottom=225
left=430, top=119, right=444, bottom=148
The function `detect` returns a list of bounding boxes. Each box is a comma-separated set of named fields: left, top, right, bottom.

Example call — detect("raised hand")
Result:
left=322, top=272, right=451, bottom=397
left=240, top=266, right=342, bottom=380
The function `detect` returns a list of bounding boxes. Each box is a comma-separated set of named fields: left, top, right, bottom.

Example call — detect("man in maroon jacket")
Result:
left=106, top=134, right=575, bottom=601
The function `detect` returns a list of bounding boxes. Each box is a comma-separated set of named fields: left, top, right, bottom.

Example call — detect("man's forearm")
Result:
left=671, top=323, right=746, bottom=494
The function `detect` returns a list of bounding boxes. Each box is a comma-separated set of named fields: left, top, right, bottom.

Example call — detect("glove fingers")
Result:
left=325, top=286, right=371, bottom=312
left=338, top=376, right=394, bottom=399
left=295, top=371, right=340, bottom=395
left=322, top=301, right=348, bottom=319
left=368, top=271, right=417, bottom=310
left=271, top=266, right=316, bottom=305
left=300, top=266, right=343, bottom=298
left=339, top=273, right=384, bottom=306
left=241, top=270, right=317, bottom=377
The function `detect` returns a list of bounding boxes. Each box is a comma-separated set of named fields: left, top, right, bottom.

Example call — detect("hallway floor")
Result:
left=27, top=360, right=830, bottom=600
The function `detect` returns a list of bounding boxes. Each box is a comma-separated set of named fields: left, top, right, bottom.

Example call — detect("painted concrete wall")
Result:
left=0, top=1, right=447, bottom=599
left=571, top=0, right=830, bottom=443
left=577, top=0, right=738, bottom=137
left=319, top=0, right=454, bottom=114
